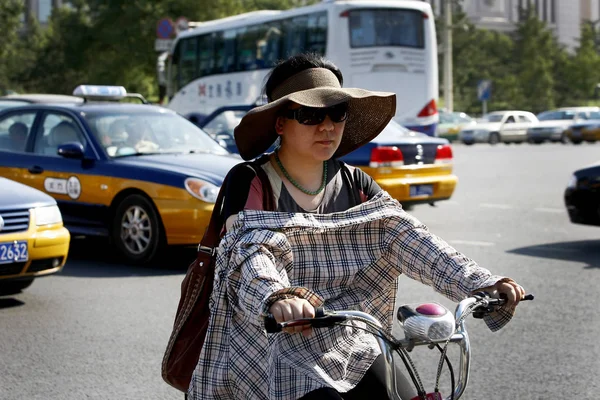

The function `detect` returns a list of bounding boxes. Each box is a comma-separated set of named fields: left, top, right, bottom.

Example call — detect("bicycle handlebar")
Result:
left=264, top=293, right=534, bottom=334
left=263, top=292, right=534, bottom=400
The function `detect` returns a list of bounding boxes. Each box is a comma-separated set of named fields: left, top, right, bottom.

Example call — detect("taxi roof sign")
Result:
left=73, top=85, right=127, bottom=98
left=72, top=85, right=148, bottom=104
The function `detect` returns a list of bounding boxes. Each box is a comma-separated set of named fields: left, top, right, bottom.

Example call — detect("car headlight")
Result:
left=184, top=178, right=220, bottom=203
left=567, top=174, right=578, bottom=189
left=35, top=205, right=63, bottom=226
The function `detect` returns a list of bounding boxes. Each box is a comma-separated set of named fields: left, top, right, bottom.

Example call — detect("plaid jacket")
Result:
left=188, top=192, right=513, bottom=400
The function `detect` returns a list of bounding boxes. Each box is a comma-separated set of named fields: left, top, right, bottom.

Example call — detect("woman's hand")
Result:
left=477, top=278, right=526, bottom=308
left=269, top=297, right=315, bottom=337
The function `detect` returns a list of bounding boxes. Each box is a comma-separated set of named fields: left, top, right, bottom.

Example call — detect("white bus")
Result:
left=166, top=0, right=439, bottom=136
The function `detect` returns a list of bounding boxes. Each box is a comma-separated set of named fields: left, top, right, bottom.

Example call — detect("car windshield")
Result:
left=378, top=120, right=428, bottom=139
left=536, top=110, right=577, bottom=121
left=0, top=100, right=29, bottom=111
left=588, top=111, right=600, bottom=119
left=483, top=114, right=504, bottom=123
left=202, top=110, right=245, bottom=138
left=454, top=112, right=473, bottom=123
left=438, top=113, right=455, bottom=124
left=84, top=112, right=230, bottom=157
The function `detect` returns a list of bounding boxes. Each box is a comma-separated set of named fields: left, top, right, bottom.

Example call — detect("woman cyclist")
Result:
left=187, top=53, right=526, bottom=400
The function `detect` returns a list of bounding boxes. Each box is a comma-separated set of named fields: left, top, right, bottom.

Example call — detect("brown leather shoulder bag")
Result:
left=161, top=161, right=274, bottom=392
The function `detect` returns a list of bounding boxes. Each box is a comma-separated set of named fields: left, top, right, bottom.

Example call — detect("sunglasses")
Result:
left=284, top=102, right=349, bottom=125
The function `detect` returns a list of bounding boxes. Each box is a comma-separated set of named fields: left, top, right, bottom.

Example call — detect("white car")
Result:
left=526, top=107, right=600, bottom=144
left=459, top=110, right=538, bottom=145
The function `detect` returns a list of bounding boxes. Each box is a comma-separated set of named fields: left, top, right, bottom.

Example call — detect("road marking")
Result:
left=534, top=207, right=564, bottom=213
left=449, top=240, right=495, bottom=247
left=480, top=203, right=513, bottom=209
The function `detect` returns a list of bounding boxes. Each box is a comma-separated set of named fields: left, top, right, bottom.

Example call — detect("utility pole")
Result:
left=443, top=0, right=454, bottom=112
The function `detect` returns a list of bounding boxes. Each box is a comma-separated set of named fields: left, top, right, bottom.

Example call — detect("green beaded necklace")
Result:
left=274, top=149, right=328, bottom=196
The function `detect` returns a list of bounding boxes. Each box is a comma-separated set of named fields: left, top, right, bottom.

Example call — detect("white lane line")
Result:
left=480, top=203, right=513, bottom=209
left=534, top=207, right=564, bottom=213
left=449, top=240, right=495, bottom=247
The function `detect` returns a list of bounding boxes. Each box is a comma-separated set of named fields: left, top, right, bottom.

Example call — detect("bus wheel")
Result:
left=112, top=194, right=164, bottom=264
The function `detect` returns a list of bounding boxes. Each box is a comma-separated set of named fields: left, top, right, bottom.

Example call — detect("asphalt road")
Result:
left=1, top=142, right=599, bottom=400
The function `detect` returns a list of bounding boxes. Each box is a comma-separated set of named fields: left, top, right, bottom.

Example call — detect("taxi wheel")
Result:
left=112, top=194, right=164, bottom=264
left=0, top=278, right=34, bottom=295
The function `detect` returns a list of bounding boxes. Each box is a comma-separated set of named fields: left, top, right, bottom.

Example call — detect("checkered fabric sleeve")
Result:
left=226, top=228, right=324, bottom=325
left=189, top=192, right=517, bottom=400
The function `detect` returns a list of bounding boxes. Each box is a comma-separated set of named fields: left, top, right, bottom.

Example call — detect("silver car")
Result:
left=526, top=107, right=600, bottom=144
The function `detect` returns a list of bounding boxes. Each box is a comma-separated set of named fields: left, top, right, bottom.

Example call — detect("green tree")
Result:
left=568, top=22, right=600, bottom=103
left=439, top=9, right=520, bottom=114
left=8, top=16, right=47, bottom=93
left=29, top=0, right=320, bottom=98
left=26, top=5, right=93, bottom=94
left=0, top=0, right=24, bottom=93
left=512, top=7, right=561, bottom=113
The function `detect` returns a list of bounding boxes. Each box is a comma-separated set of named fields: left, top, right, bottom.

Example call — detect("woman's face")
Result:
left=276, top=102, right=346, bottom=162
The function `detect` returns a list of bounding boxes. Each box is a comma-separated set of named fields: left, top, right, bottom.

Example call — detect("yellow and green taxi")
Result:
left=341, top=121, right=457, bottom=205
left=200, top=108, right=458, bottom=209
left=565, top=115, right=600, bottom=144
left=0, top=177, right=70, bottom=294
left=435, top=111, right=476, bottom=142
left=0, top=86, right=241, bottom=264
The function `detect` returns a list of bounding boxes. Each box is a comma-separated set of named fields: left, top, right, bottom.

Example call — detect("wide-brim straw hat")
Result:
left=234, top=67, right=396, bottom=160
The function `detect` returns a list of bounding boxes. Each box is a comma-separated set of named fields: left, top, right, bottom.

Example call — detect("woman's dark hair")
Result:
left=264, top=53, right=344, bottom=101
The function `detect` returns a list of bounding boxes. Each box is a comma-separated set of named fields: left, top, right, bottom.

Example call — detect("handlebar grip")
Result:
left=315, top=307, right=326, bottom=318
left=264, top=307, right=330, bottom=333
left=264, top=314, right=281, bottom=333
left=523, top=294, right=534, bottom=301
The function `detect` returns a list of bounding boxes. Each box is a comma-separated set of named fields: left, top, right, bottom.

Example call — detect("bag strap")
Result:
left=340, top=161, right=363, bottom=206
left=253, top=162, right=275, bottom=211
left=197, top=161, right=274, bottom=252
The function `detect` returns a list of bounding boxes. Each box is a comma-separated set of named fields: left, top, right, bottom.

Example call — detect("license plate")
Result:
left=410, top=184, right=434, bottom=197
left=0, top=241, right=28, bottom=264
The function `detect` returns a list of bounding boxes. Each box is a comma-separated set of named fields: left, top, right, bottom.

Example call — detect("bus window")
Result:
left=169, top=43, right=181, bottom=94
left=180, top=37, right=199, bottom=87
left=213, top=32, right=224, bottom=74
left=307, top=12, right=327, bottom=55
left=198, top=34, right=215, bottom=77
left=349, top=9, right=424, bottom=49
left=237, top=26, right=261, bottom=71
left=256, top=22, right=282, bottom=68
left=222, top=29, right=237, bottom=73
left=283, top=15, right=308, bottom=57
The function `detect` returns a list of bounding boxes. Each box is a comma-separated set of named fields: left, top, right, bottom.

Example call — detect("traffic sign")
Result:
left=156, top=18, right=174, bottom=39
left=154, top=39, right=173, bottom=52
left=477, top=80, right=492, bottom=102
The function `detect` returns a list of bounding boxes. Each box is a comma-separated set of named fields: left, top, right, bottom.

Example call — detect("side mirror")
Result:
left=57, top=142, right=85, bottom=159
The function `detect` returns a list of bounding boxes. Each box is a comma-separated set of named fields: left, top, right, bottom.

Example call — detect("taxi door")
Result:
left=0, top=109, right=39, bottom=181
left=5, top=109, right=107, bottom=235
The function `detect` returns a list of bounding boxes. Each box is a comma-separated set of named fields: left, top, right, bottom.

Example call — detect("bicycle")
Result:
left=265, top=292, right=534, bottom=400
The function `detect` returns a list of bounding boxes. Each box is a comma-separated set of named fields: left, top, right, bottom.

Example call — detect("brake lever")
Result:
left=472, top=293, right=534, bottom=319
